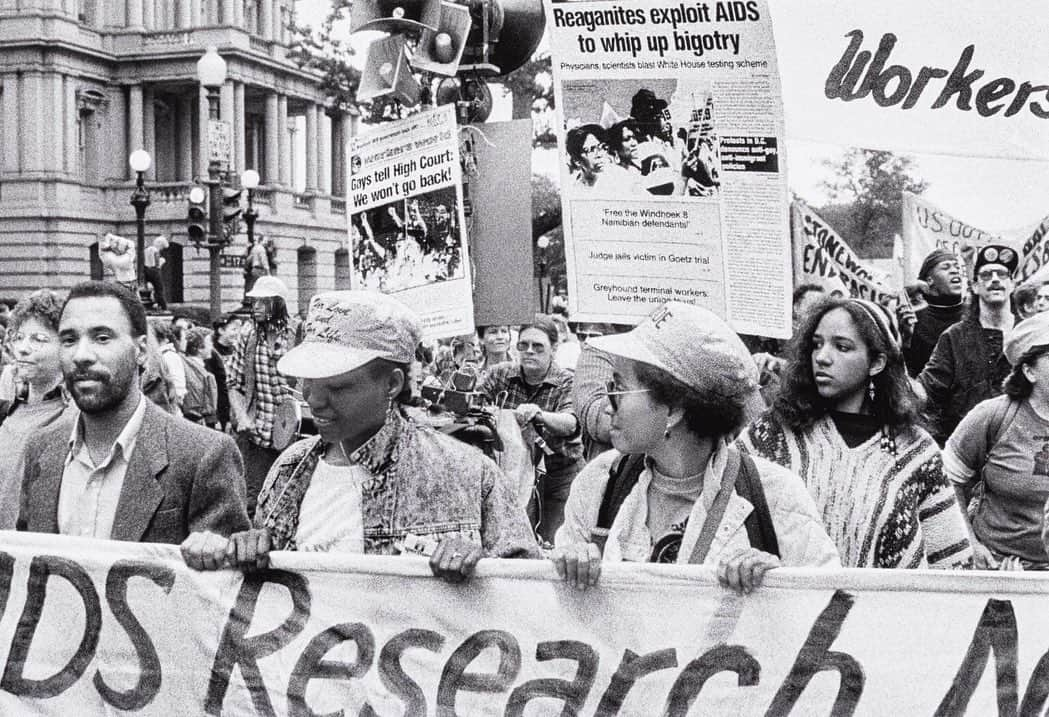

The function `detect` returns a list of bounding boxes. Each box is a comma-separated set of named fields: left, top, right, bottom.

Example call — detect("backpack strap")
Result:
left=590, top=454, right=646, bottom=552
left=975, top=397, right=1020, bottom=473
left=735, top=453, right=780, bottom=558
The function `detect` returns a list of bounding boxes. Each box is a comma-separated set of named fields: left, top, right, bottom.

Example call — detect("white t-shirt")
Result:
left=294, top=459, right=366, bottom=553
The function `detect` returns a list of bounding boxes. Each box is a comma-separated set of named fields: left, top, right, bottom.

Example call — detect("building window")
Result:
left=76, top=88, right=108, bottom=184
left=78, top=0, right=97, bottom=26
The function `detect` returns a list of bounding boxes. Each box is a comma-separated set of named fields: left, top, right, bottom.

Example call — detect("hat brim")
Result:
left=277, top=342, right=384, bottom=379
left=587, top=332, right=667, bottom=373
left=245, top=287, right=287, bottom=299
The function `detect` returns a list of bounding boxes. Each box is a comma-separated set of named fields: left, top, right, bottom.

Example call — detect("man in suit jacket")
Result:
left=18, top=281, right=249, bottom=543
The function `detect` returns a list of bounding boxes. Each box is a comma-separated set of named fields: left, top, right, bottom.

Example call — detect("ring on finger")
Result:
left=451, top=552, right=464, bottom=559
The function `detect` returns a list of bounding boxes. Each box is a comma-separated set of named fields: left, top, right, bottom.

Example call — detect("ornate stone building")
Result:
left=0, top=0, right=352, bottom=314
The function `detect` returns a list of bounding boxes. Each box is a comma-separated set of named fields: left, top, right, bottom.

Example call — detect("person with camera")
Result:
left=181, top=291, right=538, bottom=582
left=479, top=315, right=584, bottom=545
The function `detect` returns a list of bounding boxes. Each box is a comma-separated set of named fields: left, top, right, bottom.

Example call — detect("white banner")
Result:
left=900, top=191, right=1011, bottom=280
left=792, top=201, right=898, bottom=303
left=770, top=0, right=1049, bottom=161
left=348, top=106, right=473, bottom=339
left=546, top=0, right=792, bottom=339
left=3, top=532, right=1049, bottom=715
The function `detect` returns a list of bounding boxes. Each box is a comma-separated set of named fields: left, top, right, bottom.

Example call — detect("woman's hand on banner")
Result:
left=549, top=542, right=602, bottom=591
left=180, top=531, right=235, bottom=571
left=429, top=537, right=483, bottom=584
left=717, top=547, right=781, bottom=595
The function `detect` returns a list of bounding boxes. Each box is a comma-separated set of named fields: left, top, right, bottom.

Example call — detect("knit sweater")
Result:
left=742, top=415, right=972, bottom=569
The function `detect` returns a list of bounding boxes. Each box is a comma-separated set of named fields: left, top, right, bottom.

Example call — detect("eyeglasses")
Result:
left=516, top=341, right=548, bottom=354
left=10, top=332, right=53, bottom=348
left=605, top=380, right=652, bottom=411
left=977, top=268, right=1010, bottom=281
left=581, top=143, right=608, bottom=156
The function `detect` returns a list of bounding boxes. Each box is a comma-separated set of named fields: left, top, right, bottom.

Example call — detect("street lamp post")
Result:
left=197, top=46, right=228, bottom=320
left=128, top=149, right=152, bottom=306
left=240, top=169, right=260, bottom=308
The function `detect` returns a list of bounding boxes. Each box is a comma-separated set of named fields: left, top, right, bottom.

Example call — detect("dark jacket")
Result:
left=918, top=309, right=1010, bottom=444
left=905, top=300, right=965, bottom=377
left=18, top=399, right=250, bottom=543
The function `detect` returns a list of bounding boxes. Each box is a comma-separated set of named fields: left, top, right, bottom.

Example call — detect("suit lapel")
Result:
left=36, top=423, right=73, bottom=534
left=110, top=402, right=169, bottom=542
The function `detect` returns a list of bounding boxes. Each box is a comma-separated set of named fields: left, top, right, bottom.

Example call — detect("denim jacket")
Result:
left=255, top=407, right=540, bottom=558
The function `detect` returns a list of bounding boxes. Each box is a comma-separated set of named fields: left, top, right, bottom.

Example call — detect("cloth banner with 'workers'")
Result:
left=0, top=531, right=1046, bottom=715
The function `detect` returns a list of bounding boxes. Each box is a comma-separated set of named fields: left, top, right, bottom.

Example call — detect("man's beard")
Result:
left=65, top=370, right=128, bottom=414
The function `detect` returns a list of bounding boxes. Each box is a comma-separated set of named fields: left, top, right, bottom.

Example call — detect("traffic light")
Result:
left=187, top=185, right=208, bottom=246
left=413, top=2, right=472, bottom=76
left=358, top=35, right=422, bottom=106
left=223, top=186, right=242, bottom=223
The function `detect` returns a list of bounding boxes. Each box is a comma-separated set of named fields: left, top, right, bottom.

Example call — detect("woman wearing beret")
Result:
left=744, top=297, right=972, bottom=569
left=551, top=302, right=839, bottom=595
left=945, top=313, right=1049, bottom=570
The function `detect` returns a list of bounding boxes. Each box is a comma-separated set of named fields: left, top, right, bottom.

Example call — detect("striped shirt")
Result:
left=743, top=414, right=972, bottom=569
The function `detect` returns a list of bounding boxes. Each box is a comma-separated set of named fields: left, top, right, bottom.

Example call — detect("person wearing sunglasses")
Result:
left=918, top=244, right=1018, bottom=445
left=480, top=315, right=584, bottom=544
left=550, top=302, right=838, bottom=595
left=0, top=289, right=70, bottom=529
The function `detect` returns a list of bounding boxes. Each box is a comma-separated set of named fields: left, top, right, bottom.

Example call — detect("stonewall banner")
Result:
left=4, top=533, right=1049, bottom=715
left=791, top=201, right=897, bottom=303
left=546, top=0, right=792, bottom=338
left=769, top=0, right=1049, bottom=161
left=348, top=105, right=472, bottom=338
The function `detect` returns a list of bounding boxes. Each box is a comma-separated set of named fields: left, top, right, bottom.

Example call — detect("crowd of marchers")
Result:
left=3, top=240, right=1049, bottom=597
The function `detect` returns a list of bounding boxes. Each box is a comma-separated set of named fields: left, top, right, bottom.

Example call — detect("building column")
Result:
left=264, top=91, right=278, bottom=186
left=220, top=79, right=235, bottom=172
left=288, top=124, right=297, bottom=188
left=21, top=72, right=44, bottom=173
left=64, top=76, right=77, bottom=176
left=220, top=0, right=233, bottom=24
left=1, top=75, right=18, bottom=174
left=318, top=108, right=331, bottom=195
left=273, top=0, right=282, bottom=41
left=233, top=81, right=245, bottom=174
left=42, top=74, right=62, bottom=174
left=178, top=93, right=193, bottom=181
left=233, top=0, right=243, bottom=27
left=277, top=94, right=290, bottom=186
left=128, top=83, right=144, bottom=179
left=127, top=0, right=143, bottom=27
left=305, top=103, right=318, bottom=192
left=142, top=0, right=154, bottom=29
left=143, top=86, right=156, bottom=180
left=339, top=112, right=353, bottom=197
left=259, top=0, right=272, bottom=39
left=177, top=0, right=191, bottom=27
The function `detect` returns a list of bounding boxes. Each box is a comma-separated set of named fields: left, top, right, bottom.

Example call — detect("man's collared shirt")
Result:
left=58, top=396, right=147, bottom=539
left=226, top=323, right=293, bottom=448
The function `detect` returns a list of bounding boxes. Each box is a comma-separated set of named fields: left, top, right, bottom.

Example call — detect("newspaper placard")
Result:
left=4, top=532, right=1049, bottom=716
left=792, top=201, right=897, bottom=303
left=348, top=105, right=473, bottom=338
left=770, top=0, right=1049, bottom=162
left=546, top=0, right=792, bottom=338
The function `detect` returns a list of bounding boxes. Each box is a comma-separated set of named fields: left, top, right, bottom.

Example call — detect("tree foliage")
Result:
left=817, top=148, right=927, bottom=258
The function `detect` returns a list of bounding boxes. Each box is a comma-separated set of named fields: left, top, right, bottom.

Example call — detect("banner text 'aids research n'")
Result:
left=547, top=0, right=792, bottom=338
left=347, top=105, right=472, bottom=339
left=4, top=533, right=1049, bottom=715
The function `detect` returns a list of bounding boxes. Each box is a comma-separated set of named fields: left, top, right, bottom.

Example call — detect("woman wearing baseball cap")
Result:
left=550, top=302, right=839, bottom=594
left=744, top=297, right=972, bottom=569
left=945, top=312, right=1049, bottom=570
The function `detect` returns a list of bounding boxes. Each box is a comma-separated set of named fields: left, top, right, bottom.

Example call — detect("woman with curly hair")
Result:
left=742, top=297, right=972, bottom=569
left=0, top=289, right=70, bottom=528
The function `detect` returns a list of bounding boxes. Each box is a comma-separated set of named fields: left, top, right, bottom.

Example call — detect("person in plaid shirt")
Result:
left=227, top=276, right=298, bottom=514
left=480, top=315, right=584, bottom=544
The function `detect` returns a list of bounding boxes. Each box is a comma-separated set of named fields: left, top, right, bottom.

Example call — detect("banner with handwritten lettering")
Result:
left=900, top=192, right=1013, bottom=281
left=2, top=532, right=1049, bottom=715
left=791, top=201, right=898, bottom=303
left=546, top=0, right=792, bottom=338
left=347, top=105, right=472, bottom=339
left=769, top=0, right=1049, bottom=161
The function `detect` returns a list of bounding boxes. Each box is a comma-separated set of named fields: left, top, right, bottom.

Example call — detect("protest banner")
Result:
left=791, top=201, right=898, bottom=303
left=1015, top=213, right=1049, bottom=285
left=546, top=0, right=792, bottom=338
left=348, top=105, right=472, bottom=338
left=900, top=192, right=1009, bottom=280
left=3, top=532, right=1049, bottom=715
left=769, top=0, right=1049, bottom=162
